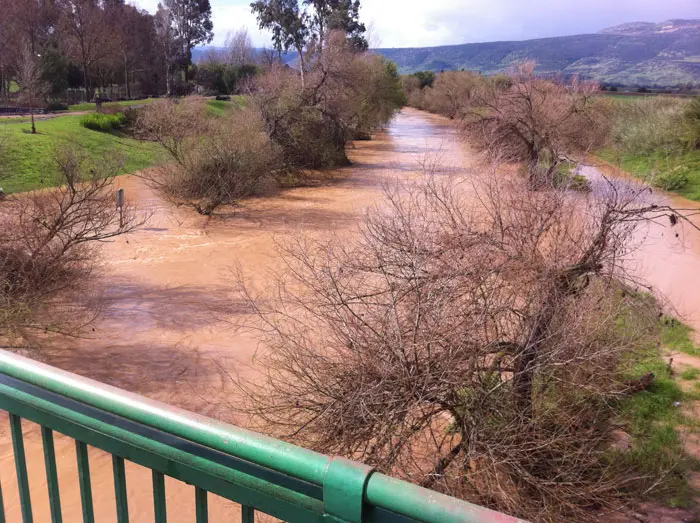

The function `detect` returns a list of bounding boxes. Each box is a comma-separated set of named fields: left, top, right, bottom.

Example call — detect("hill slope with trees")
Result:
left=375, top=19, right=700, bottom=86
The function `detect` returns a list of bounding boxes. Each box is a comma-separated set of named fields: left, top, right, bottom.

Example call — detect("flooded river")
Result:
left=1, top=108, right=699, bottom=522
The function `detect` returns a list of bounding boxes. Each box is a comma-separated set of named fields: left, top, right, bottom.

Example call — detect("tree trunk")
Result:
left=123, top=53, right=131, bottom=99
left=297, top=47, right=306, bottom=89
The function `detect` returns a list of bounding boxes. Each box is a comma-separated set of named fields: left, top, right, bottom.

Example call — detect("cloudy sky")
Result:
left=132, top=0, right=700, bottom=48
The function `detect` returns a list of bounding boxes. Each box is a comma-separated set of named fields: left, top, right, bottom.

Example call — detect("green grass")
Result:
left=660, top=316, right=700, bottom=356
left=8, top=80, right=19, bottom=94
left=680, top=368, right=700, bottom=380
left=0, top=114, right=163, bottom=193
left=617, top=345, right=698, bottom=507
left=67, top=98, right=161, bottom=112
left=204, top=97, right=246, bottom=117
left=601, top=93, right=647, bottom=101
left=80, top=112, right=126, bottom=132
left=205, top=99, right=231, bottom=117
left=598, top=148, right=700, bottom=201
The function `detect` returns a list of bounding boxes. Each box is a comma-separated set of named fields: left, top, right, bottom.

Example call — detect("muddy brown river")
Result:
left=1, top=108, right=700, bottom=522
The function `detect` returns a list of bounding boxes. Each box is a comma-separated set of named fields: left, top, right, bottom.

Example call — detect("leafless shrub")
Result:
left=422, top=70, right=482, bottom=119
left=463, top=63, right=613, bottom=188
left=0, top=149, right=143, bottom=341
left=138, top=99, right=282, bottom=215
left=234, top=165, right=696, bottom=521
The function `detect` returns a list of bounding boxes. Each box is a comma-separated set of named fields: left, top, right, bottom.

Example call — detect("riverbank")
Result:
left=1, top=108, right=699, bottom=522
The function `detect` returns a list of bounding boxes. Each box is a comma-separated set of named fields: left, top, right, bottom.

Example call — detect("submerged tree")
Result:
left=0, top=150, right=143, bottom=341
left=234, top=167, right=697, bottom=521
left=463, top=63, right=612, bottom=188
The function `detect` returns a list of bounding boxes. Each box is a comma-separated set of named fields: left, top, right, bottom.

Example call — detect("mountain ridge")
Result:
left=374, top=19, right=700, bottom=86
left=192, top=20, right=700, bottom=86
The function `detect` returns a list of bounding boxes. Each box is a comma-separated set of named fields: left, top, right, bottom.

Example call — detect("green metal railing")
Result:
left=0, top=349, right=525, bottom=523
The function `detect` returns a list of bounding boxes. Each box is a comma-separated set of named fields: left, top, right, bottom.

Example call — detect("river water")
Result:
left=0, top=108, right=699, bottom=522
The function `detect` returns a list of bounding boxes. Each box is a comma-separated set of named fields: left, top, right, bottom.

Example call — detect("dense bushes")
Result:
left=138, top=42, right=404, bottom=215
left=80, top=112, right=126, bottom=132
left=404, top=65, right=612, bottom=187
left=610, top=97, right=688, bottom=155
left=252, top=35, right=404, bottom=172
left=138, top=100, right=280, bottom=215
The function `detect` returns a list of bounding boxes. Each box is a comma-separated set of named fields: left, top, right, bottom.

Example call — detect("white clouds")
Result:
left=130, top=0, right=700, bottom=49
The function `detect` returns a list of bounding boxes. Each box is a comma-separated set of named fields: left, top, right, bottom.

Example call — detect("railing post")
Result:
left=322, top=457, right=374, bottom=523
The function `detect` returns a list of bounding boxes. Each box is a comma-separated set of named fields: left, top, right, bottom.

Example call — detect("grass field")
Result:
left=0, top=114, right=163, bottom=193
left=67, top=97, right=162, bottom=112
left=599, top=148, right=700, bottom=201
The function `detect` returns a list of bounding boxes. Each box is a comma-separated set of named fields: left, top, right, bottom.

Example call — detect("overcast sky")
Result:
left=132, top=0, right=700, bottom=48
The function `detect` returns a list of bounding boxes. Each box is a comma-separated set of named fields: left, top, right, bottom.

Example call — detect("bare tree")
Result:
left=225, top=27, right=254, bottom=66
left=58, top=0, right=116, bottom=100
left=463, top=63, right=612, bottom=188
left=137, top=99, right=281, bottom=215
left=17, top=43, right=48, bottom=134
left=0, top=149, right=144, bottom=341
left=234, top=167, right=698, bottom=521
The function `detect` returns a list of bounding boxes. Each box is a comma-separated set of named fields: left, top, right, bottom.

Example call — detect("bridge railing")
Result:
left=0, top=349, right=525, bottom=523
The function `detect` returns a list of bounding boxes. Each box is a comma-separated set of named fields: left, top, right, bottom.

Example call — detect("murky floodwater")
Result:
left=1, top=108, right=700, bottom=522
left=0, top=108, right=466, bottom=523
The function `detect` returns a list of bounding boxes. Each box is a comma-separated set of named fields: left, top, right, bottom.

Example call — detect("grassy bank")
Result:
left=0, top=114, right=163, bottom=193
left=599, top=96, right=700, bottom=201
left=615, top=314, right=700, bottom=508
left=67, top=97, right=161, bottom=112
left=598, top=148, right=700, bottom=201
left=619, top=344, right=697, bottom=507
left=661, top=317, right=700, bottom=356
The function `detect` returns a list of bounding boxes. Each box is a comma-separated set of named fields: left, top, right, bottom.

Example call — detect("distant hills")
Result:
left=375, top=19, right=700, bottom=86
left=193, top=20, right=700, bottom=87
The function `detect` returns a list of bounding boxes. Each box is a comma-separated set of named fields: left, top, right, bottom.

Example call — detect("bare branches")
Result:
left=0, top=148, right=145, bottom=339
left=233, top=165, right=693, bottom=520
left=462, top=65, right=612, bottom=188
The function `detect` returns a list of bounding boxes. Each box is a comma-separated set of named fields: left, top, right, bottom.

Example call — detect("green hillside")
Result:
left=376, top=19, right=700, bottom=86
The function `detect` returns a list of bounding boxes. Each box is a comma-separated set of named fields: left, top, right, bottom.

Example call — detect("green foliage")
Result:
left=600, top=96, right=700, bottom=200
left=554, top=162, right=591, bottom=191
left=652, top=165, right=689, bottom=191
left=80, top=112, right=127, bottom=132
left=616, top=344, right=697, bottom=507
left=0, top=114, right=162, bottom=193
left=611, top=97, right=688, bottom=155
left=68, top=98, right=161, bottom=112
left=411, top=70, right=435, bottom=88
left=660, top=316, right=700, bottom=356
left=196, top=62, right=258, bottom=94
left=680, top=368, right=700, bottom=380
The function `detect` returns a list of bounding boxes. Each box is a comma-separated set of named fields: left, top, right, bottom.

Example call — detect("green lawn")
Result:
left=661, top=316, right=700, bottom=356
left=0, top=114, right=163, bottom=193
left=204, top=96, right=246, bottom=117
left=598, top=148, right=700, bottom=201
left=67, top=97, right=162, bottom=112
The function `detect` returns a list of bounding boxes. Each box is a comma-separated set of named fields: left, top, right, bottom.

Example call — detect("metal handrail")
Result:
left=0, top=349, right=525, bottom=523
